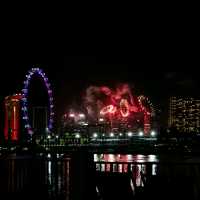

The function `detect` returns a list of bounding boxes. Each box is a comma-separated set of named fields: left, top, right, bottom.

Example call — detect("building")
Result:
left=168, top=97, right=200, bottom=133
left=4, top=94, right=22, bottom=141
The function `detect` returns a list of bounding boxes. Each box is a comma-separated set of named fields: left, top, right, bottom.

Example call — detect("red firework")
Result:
left=85, top=84, right=154, bottom=135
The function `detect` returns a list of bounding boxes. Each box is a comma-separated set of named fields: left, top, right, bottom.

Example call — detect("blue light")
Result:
left=22, top=98, right=27, bottom=102
left=22, top=67, right=54, bottom=134
left=22, top=107, right=27, bottom=111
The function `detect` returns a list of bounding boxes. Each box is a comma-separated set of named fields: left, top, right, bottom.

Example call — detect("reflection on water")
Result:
left=0, top=154, right=70, bottom=200
left=94, top=154, right=159, bottom=163
left=94, top=154, right=159, bottom=186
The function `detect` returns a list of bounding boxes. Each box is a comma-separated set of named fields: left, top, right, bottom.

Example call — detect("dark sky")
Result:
left=0, top=55, right=199, bottom=130
left=0, top=55, right=199, bottom=97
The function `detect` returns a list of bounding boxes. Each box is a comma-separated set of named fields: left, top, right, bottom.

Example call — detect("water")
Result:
left=1, top=153, right=200, bottom=199
left=94, top=153, right=200, bottom=191
left=94, top=154, right=159, bottom=186
left=0, top=154, right=70, bottom=200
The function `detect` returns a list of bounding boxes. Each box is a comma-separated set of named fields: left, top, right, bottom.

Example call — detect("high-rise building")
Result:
left=168, top=97, right=200, bottom=133
left=4, top=94, right=22, bottom=141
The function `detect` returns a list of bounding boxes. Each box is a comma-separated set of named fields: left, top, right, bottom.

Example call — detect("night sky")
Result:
left=0, top=55, right=199, bottom=131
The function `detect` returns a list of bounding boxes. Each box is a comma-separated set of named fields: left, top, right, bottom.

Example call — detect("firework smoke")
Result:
left=84, top=83, right=140, bottom=119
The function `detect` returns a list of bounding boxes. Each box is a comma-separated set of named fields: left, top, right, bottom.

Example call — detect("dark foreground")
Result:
left=1, top=152, right=200, bottom=200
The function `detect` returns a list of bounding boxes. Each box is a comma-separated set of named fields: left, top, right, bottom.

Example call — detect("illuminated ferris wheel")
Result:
left=21, top=68, right=54, bottom=135
left=137, top=95, right=155, bottom=134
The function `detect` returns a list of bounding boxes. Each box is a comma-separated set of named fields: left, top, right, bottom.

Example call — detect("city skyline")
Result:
left=0, top=56, right=199, bottom=133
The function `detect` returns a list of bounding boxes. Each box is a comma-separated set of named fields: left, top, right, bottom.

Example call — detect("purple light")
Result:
left=22, top=67, right=54, bottom=135
left=49, top=124, right=53, bottom=129
left=22, top=98, right=27, bottom=102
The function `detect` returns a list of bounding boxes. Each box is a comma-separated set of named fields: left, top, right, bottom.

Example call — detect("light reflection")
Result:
left=108, top=154, right=115, bottom=162
left=148, top=154, right=157, bottom=162
left=102, top=163, right=105, bottom=171
left=94, top=154, right=159, bottom=187
left=106, top=163, right=110, bottom=171
left=118, top=164, right=123, bottom=172
left=48, top=161, right=52, bottom=185
left=136, top=154, right=145, bottom=163
left=130, top=179, right=135, bottom=195
left=152, top=164, right=157, bottom=175
left=135, top=165, right=143, bottom=186
left=94, top=154, right=98, bottom=162
left=95, top=154, right=158, bottom=163
left=126, top=154, right=132, bottom=161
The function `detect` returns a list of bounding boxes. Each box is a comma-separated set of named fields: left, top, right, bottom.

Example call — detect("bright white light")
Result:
left=102, top=134, right=105, bottom=137
left=69, top=113, right=75, bottom=117
left=137, top=154, right=144, bottom=161
left=94, top=154, right=98, bottom=162
left=47, top=135, right=51, bottom=139
left=99, top=118, right=104, bottom=122
left=110, top=132, right=114, bottom=137
left=83, top=123, right=88, bottom=126
left=108, top=154, right=115, bottom=162
left=127, top=132, right=133, bottom=137
left=93, top=133, right=98, bottom=138
left=55, top=135, right=59, bottom=139
left=47, top=153, right=51, bottom=158
left=148, top=155, right=157, bottom=162
left=45, top=127, right=49, bottom=133
left=138, top=131, right=143, bottom=136
left=48, top=161, right=52, bottom=182
left=119, top=133, right=123, bottom=136
left=79, top=113, right=85, bottom=118
left=127, top=154, right=132, bottom=161
left=75, top=133, right=80, bottom=138
left=150, top=131, right=156, bottom=137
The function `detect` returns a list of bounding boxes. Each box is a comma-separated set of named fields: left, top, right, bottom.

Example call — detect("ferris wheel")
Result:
left=21, top=68, right=54, bottom=135
left=137, top=95, right=155, bottom=116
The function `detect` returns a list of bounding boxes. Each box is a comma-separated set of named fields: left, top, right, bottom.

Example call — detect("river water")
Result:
left=1, top=153, right=200, bottom=199
left=0, top=154, right=70, bottom=200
